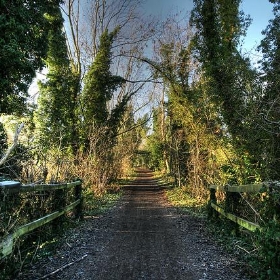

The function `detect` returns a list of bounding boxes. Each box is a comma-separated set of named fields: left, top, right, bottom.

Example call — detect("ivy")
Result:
left=254, top=221, right=280, bottom=280
left=0, top=0, right=57, bottom=115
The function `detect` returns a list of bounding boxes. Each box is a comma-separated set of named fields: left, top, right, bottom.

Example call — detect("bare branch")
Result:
left=115, top=111, right=153, bottom=137
left=39, top=254, right=88, bottom=280
left=0, top=123, right=24, bottom=166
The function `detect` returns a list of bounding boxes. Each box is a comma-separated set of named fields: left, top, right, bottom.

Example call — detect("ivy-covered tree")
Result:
left=80, top=28, right=124, bottom=148
left=190, top=0, right=266, bottom=183
left=258, top=0, right=280, bottom=179
left=79, top=28, right=128, bottom=192
left=34, top=2, right=79, bottom=154
left=191, top=0, right=251, bottom=133
left=0, top=0, right=55, bottom=115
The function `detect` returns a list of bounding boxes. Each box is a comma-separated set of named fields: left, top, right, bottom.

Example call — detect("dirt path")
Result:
left=18, top=169, right=249, bottom=280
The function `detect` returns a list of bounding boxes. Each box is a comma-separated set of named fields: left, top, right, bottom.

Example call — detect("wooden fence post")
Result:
left=0, top=181, right=21, bottom=237
left=52, top=187, right=66, bottom=233
left=208, top=187, right=218, bottom=219
left=225, top=187, right=241, bottom=236
left=74, top=181, right=83, bottom=220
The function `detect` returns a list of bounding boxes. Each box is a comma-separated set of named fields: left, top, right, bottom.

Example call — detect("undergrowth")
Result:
left=165, top=185, right=207, bottom=217
left=1, top=186, right=123, bottom=280
left=206, top=218, right=257, bottom=277
left=83, top=189, right=122, bottom=216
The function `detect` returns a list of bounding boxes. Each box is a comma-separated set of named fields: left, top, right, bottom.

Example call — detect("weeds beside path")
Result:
left=17, top=168, right=248, bottom=280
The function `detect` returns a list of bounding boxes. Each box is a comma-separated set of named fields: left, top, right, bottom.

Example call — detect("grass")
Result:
left=165, top=185, right=207, bottom=217
left=83, top=190, right=122, bottom=216
left=82, top=174, right=134, bottom=217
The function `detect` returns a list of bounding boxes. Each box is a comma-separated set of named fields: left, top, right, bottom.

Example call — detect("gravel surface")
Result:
left=17, top=169, right=249, bottom=280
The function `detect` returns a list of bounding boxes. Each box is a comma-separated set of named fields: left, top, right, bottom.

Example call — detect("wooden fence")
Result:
left=0, top=180, right=82, bottom=259
left=208, top=182, right=278, bottom=232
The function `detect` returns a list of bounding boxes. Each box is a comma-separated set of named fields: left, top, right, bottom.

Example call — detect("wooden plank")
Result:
left=1, top=180, right=81, bottom=194
left=211, top=202, right=261, bottom=232
left=209, top=183, right=263, bottom=193
left=0, top=181, right=21, bottom=188
left=0, top=199, right=80, bottom=259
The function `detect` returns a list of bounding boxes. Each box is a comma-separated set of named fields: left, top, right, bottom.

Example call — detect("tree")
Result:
left=79, top=28, right=126, bottom=192
left=191, top=0, right=251, bottom=136
left=190, top=0, right=267, bottom=184
left=0, top=0, right=57, bottom=115
left=80, top=28, right=124, bottom=146
left=258, top=0, right=280, bottom=178
left=34, top=2, right=79, bottom=154
left=146, top=15, right=194, bottom=185
left=63, top=0, right=154, bottom=148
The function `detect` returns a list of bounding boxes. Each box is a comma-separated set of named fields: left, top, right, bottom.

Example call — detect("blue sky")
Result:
left=241, top=0, right=274, bottom=52
left=144, top=0, right=274, bottom=53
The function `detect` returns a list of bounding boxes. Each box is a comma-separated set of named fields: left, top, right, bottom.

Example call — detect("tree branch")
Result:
left=0, top=123, right=24, bottom=166
left=39, top=254, right=88, bottom=280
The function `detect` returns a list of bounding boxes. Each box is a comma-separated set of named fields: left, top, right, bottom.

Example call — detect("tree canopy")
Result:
left=34, top=2, right=79, bottom=154
left=0, top=0, right=63, bottom=115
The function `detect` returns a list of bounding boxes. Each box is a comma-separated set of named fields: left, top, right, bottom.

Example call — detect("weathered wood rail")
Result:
left=209, top=183, right=263, bottom=232
left=0, top=180, right=83, bottom=259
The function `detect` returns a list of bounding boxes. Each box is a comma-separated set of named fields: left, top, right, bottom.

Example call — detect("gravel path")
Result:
left=18, top=169, right=249, bottom=280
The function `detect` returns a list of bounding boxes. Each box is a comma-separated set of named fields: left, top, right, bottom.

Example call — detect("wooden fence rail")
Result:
left=209, top=183, right=267, bottom=232
left=209, top=201, right=261, bottom=232
left=0, top=180, right=82, bottom=259
left=210, top=183, right=263, bottom=193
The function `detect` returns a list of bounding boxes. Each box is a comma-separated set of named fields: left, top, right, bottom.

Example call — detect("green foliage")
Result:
left=258, top=0, right=280, bottom=179
left=146, top=108, right=166, bottom=170
left=0, top=122, right=7, bottom=157
left=81, top=28, right=124, bottom=133
left=0, top=0, right=61, bottom=115
left=259, top=184, right=280, bottom=222
left=148, top=139, right=164, bottom=170
left=191, top=0, right=253, bottom=137
left=189, top=0, right=270, bottom=186
left=34, top=3, right=79, bottom=154
left=253, top=221, right=280, bottom=280
left=83, top=189, right=122, bottom=216
left=259, top=0, right=280, bottom=85
left=165, top=185, right=206, bottom=216
left=108, top=91, right=132, bottom=140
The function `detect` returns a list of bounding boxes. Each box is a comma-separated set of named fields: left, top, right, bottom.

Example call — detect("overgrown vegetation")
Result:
left=83, top=190, right=122, bottom=217
left=1, top=0, right=280, bottom=279
left=0, top=184, right=78, bottom=279
left=166, top=186, right=206, bottom=216
left=0, top=178, right=125, bottom=279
